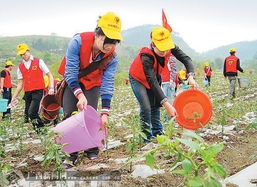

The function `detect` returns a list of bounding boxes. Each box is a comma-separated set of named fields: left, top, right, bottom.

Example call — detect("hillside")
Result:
left=0, top=35, right=70, bottom=66
left=122, top=24, right=198, bottom=58
left=202, top=40, right=257, bottom=61
left=1, top=26, right=257, bottom=73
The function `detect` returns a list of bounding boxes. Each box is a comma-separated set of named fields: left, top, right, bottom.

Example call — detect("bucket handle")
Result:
left=44, top=109, right=57, bottom=119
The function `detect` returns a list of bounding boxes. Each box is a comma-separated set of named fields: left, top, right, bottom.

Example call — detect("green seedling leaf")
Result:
left=203, top=177, right=222, bottom=187
left=188, top=176, right=203, bottom=187
left=172, top=169, right=188, bottom=176
left=157, top=135, right=169, bottom=145
left=126, top=143, right=134, bottom=152
left=212, top=164, right=227, bottom=178
left=183, top=130, right=204, bottom=142
left=182, top=159, right=194, bottom=174
left=201, top=143, right=224, bottom=161
left=146, top=153, right=155, bottom=168
left=178, top=138, right=200, bottom=151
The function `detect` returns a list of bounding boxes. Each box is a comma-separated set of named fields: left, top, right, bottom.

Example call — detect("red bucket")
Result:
left=41, top=95, right=61, bottom=120
left=173, top=89, right=212, bottom=130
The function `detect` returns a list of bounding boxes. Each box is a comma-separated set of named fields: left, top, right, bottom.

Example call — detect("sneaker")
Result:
left=87, top=153, right=99, bottom=160
left=62, top=160, right=74, bottom=169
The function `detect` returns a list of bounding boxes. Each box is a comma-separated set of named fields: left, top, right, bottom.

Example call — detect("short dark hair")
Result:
left=230, top=52, right=235, bottom=55
left=95, top=27, right=105, bottom=36
left=95, top=27, right=120, bottom=45
left=5, top=65, right=11, bottom=68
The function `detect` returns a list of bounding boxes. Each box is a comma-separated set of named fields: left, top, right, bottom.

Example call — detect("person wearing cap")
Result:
left=129, top=26, right=197, bottom=142
left=11, top=43, right=54, bottom=132
left=174, top=70, right=187, bottom=90
left=0, top=61, right=17, bottom=119
left=204, top=62, right=212, bottom=86
left=223, top=48, right=243, bottom=98
left=59, top=12, right=122, bottom=165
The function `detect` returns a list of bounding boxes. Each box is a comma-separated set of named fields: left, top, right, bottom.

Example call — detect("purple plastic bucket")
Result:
left=53, top=106, right=105, bottom=154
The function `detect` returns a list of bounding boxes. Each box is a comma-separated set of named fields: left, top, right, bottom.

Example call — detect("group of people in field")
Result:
left=0, top=12, right=244, bottom=168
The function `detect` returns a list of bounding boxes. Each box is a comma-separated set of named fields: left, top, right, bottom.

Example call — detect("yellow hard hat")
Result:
left=44, top=75, right=49, bottom=88
left=230, top=48, right=236, bottom=53
left=5, top=60, right=15, bottom=66
left=204, top=62, right=209, bottom=66
left=178, top=70, right=187, bottom=80
left=17, top=43, right=30, bottom=55
left=97, top=12, right=123, bottom=40
left=151, top=26, right=175, bottom=51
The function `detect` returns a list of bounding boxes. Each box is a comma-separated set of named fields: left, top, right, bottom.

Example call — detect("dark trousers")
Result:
left=206, top=76, right=211, bottom=86
left=23, top=94, right=29, bottom=122
left=2, top=87, right=12, bottom=119
left=23, top=89, right=44, bottom=130
left=62, top=85, right=100, bottom=161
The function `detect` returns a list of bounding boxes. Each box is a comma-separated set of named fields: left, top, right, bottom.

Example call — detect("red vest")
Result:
left=58, top=32, right=114, bottom=90
left=204, top=66, right=212, bottom=76
left=161, top=54, right=174, bottom=82
left=19, top=58, right=45, bottom=92
left=129, top=47, right=170, bottom=89
left=225, top=55, right=238, bottom=73
left=3, top=69, right=12, bottom=88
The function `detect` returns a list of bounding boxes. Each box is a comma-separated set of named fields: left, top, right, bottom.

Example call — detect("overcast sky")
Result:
left=0, top=0, right=257, bottom=52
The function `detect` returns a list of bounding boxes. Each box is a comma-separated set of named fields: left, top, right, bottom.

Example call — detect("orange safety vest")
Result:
left=225, top=55, right=238, bottom=73
left=129, top=47, right=170, bottom=89
left=204, top=66, right=212, bottom=76
left=3, top=69, right=12, bottom=88
left=58, top=32, right=114, bottom=90
left=19, top=58, right=45, bottom=92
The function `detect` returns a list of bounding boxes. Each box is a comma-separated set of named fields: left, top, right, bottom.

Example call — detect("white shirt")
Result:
left=17, top=55, right=50, bottom=80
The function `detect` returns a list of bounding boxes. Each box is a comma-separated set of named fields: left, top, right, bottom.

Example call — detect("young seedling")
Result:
left=40, top=129, right=69, bottom=174
left=145, top=126, right=226, bottom=187
left=124, top=116, right=147, bottom=172
left=0, top=162, right=12, bottom=186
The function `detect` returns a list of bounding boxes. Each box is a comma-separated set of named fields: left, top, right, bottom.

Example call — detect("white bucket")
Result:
left=238, top=78, right=249, bottom=88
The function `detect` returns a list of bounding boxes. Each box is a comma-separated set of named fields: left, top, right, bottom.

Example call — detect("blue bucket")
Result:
left=0, top=99, right=8, bottom=112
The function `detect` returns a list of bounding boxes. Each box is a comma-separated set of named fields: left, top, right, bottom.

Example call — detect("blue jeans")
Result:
left=161, top=82, right=175, bottom=123
left=129, top=75, right=163, bottom=141
left=161, top=82, right=175, bottom=104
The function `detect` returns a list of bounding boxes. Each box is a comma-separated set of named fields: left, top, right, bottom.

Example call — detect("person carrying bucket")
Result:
left=0, top=61, right=17, bottom=119
left=11, top=43, right=55, bottom=132
left=223, top=48, right=244, bottom=98
left=59, top=12, right=122, bottom=166
left=203, top=61, right=212, bottom=86
left=129, top=26, right=197, bottom=142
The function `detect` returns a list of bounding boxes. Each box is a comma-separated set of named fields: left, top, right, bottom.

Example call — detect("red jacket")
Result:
left=3, top=69, right=12, bottom=88
left=19, top=58, right=45, bottom=92
left=129, top=47, right=169, bottom=89
left=225, top=55, right=238, bottom=73
left=58, top=32, right=114, bottom=90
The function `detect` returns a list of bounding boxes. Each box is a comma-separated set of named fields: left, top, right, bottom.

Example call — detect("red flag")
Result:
left=162, top=9, right=172, bottom=32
